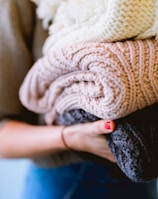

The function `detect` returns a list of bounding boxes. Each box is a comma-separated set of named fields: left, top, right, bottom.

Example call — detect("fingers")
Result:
left=99, top=151, right=117, bottom=163
left=100, top=153, right=116, bottom=163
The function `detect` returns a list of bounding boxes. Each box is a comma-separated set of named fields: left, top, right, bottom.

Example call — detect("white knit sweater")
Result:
left=32, top=0, right=158, bottom=54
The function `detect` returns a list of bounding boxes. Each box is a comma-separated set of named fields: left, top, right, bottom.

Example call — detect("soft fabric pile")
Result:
left=20, top=0, right=158, bottom=182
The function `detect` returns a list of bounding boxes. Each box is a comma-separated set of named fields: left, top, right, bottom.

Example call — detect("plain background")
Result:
left=0, top=159, right=157, bottom=199
left=0, top=159, right=30, bottom=199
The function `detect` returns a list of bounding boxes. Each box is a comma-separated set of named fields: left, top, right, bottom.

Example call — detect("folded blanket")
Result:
left=19, top=39, right=158, bottom=125
left=32, top=0, right=158, bottom=53
left=55, top=104, right=158, bottom=182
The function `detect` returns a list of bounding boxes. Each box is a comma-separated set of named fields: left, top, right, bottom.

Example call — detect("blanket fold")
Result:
left=19, top=39, right=158, bottom=125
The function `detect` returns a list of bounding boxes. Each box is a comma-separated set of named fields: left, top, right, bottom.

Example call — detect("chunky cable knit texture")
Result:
left=19, top=39, right=158, bottom=125
left=55, top=103, right=158, bottom=182
left=32, top=0, right=158, bottom=53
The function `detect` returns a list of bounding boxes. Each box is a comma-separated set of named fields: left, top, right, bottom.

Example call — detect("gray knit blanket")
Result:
left=55, top=104, right=158, bottom=183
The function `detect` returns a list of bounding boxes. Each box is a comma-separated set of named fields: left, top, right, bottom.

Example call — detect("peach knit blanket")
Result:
left=19, top=39, right=158, bottom=124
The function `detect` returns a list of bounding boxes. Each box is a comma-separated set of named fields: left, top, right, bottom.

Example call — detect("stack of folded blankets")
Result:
left=20, top=0, right=158, bottom=182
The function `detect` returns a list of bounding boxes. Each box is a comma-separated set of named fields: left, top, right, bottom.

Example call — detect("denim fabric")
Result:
left=21, top=161, right=157, bottom=199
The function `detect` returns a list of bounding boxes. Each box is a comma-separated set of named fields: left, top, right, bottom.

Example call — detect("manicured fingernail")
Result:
left=105, top=121, right=111, bottom=130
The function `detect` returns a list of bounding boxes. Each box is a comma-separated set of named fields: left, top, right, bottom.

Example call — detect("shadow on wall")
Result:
left=0, top=159, right=30, bottom=199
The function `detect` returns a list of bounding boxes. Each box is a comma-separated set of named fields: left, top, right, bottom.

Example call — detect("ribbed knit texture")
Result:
left=32, top=0, right=158, bottom=54
left=55, top=104, right=158, bottom=182
left=19, top=39, right=158, bottom=125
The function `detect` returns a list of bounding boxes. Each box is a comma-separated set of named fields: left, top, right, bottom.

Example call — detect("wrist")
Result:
left=60, top=126, right=73, bottom=151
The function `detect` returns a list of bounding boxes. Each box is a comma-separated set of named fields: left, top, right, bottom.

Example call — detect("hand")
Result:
left=63, top=120, right=116, bottom=163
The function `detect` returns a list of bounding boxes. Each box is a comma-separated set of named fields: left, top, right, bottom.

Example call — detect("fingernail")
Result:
left=105, top=121, right=111, bottom=130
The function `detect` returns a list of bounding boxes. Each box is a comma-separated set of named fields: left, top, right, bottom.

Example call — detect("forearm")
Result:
left=0, top=117, right=116, bottom=162
left=0, top=120, right=66, bottom=158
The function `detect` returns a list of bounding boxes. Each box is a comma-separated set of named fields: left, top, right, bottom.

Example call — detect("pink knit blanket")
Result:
left=19, top=39, right=158, bottom=124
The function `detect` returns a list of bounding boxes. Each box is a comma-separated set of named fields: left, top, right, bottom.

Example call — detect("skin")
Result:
left=0, top=120, right=116, bottom=162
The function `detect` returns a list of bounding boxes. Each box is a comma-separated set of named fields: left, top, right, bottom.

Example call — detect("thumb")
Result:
left=93, top=120, right=116, bottom=134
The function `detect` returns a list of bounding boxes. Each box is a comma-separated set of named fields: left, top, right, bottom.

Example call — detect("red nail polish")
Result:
left=105, top=121, right=111, bottom=130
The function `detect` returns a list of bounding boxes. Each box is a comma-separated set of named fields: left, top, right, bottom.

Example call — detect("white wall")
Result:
left=0, top=159, right=30, bottom=199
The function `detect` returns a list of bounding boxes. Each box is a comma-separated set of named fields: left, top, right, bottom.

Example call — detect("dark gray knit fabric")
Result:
left=55, top=104, right=158, bottom=183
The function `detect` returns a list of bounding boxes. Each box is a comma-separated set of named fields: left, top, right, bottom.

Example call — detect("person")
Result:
left=20, top=0, right=158, bottom=183
left=0, top=1, right=157, bottom=199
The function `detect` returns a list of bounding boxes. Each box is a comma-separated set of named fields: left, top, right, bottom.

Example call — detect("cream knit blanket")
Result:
left=19, top=39, right=158, bottom=124
left=32, top=0, right=158, bottom=54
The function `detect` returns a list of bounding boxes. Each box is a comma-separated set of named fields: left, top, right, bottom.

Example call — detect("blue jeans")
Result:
left=21, top=161, right=157, bottom=199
